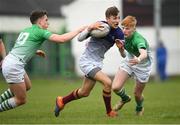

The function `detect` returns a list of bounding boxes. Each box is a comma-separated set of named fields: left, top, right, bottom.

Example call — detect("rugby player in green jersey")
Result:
left=112, top=16, right=153, bottom=116
left=0, top=10, right=86, bottom=112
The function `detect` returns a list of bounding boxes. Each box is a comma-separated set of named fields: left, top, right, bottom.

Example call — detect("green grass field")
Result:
left=0, top=77, right=180, bottom=124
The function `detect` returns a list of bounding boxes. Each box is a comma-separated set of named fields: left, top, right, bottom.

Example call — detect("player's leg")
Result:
left=0, top=82, right=27, bottom=112
left=0, top=73, right=31, bottom=104
left=133, top=60, right=152, bottom=116
left=62, top=77, right=96, bottom=105
left=134, top=81, right=145, bottom=116
left=54, top=77, right=96, bottom=117
left=0, top=52, right=30, bottom=112
left=94, top=70, right=117, bottom=117
left=76, top=77, right=96, bottom=97
left=112, top=69, right=131, bottom=111
left=24, top=72, right=31, bottom=91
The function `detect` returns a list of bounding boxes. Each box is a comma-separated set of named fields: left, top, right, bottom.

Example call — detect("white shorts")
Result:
left=120, top=57, right=153, bottom=83
left=2, top=54, right=25, bottom=83
left=79, top=55, right=103, bottom=76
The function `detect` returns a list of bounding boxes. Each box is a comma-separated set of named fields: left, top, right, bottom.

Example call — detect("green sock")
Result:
left=0, top=89, right=14, bottom=104
left=136, top=98, right=144, bottom=111
left=115, top=88, right=129, bottom=102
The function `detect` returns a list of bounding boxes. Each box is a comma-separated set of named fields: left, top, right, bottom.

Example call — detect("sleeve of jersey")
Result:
left=116, top=28, right=125, bottom=43
left=137, top=38, right=147, bottom=49
left=77, top=29, right=90, bottom=42
left=42, top=30, right=53, bottom=39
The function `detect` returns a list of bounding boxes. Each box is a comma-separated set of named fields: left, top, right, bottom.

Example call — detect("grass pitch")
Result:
left=0, top=77, right=180, bottom=124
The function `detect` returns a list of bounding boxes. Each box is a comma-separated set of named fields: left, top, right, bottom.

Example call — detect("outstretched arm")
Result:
left=49, top=26, right=87, bottom=43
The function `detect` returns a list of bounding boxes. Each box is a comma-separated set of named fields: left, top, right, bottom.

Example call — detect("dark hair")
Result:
left=30, top=10, right=48, bottom=24
left=105, top=6, right=119, bottom=18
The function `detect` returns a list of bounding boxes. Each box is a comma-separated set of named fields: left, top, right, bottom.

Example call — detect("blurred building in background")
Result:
left=0, top=0, right=180, bottom=77
left=63, top=0, right=180, bottom=77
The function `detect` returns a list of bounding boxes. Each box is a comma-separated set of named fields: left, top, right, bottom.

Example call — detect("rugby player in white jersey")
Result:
left=54, top=6, right=125, bottom=117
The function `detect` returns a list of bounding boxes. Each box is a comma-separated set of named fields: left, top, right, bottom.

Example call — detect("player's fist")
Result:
left=78, top=25, right=88, bottom=33
left=129, top=56, right=140, bottom=66
left=87, top=21, right=103, bottom=31
left=115, top=39, right=124, bottom=49
left=36, top=50, right=46, bottom=58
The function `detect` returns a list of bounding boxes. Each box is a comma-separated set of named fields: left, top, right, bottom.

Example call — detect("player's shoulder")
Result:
left=111, top=27, right=124, bottom=39
left=23, top=25, right=49, bottom=35
left=111, top=26, right=123, bottom=33
left=133, top=32, right=147, bottom=45
left=134, top=32, right=146, bottom=41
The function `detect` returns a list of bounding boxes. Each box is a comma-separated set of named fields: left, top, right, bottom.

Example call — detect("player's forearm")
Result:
left=138, top=49, right=147, bottom=62
left=77, top=29, right=90, bottom=42
left=50, top=30, right=80, bottom=43
left=119, top=48, right=126, bottom=58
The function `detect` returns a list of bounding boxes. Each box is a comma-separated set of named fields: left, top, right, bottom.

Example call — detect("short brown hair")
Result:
left=30, top=10, right=48, bottom=24
left=121, top=15, right=137, bottom=28
left=105, top=6, right=119, bottom=18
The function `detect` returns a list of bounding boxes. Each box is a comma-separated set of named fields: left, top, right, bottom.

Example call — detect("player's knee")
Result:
left=104, top=79, right=112, bottom=89
left=112, top=82, right=120, bottom=92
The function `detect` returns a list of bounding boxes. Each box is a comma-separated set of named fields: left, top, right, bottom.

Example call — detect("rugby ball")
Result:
left=90, top=23, right=110, bottom=38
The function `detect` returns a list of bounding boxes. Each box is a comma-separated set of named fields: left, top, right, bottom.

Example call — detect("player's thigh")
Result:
left=112, top=69, right=129, bottom=91
left=94, top=70, right=111, bottom=86
left=24, top=72, right=31, bottom=91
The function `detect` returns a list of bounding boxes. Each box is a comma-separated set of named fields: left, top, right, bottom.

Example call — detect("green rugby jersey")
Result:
left=10, top=24, right=52, bottom=63
left=124, top=31, right=149, bottom=57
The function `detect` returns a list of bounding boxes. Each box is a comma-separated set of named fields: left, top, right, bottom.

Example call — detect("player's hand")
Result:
left=78, top=25, right=88, bottom=33
left=36, top=50, right=46, bottom=58
left=87, top=22, right=104, bottom=31
left=128, top=56, right=140, bottom=66
left=115, top=39, right=124, bottom=49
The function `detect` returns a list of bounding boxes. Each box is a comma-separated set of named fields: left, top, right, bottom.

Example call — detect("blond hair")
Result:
left=121, top=15, right=137, bottom=28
